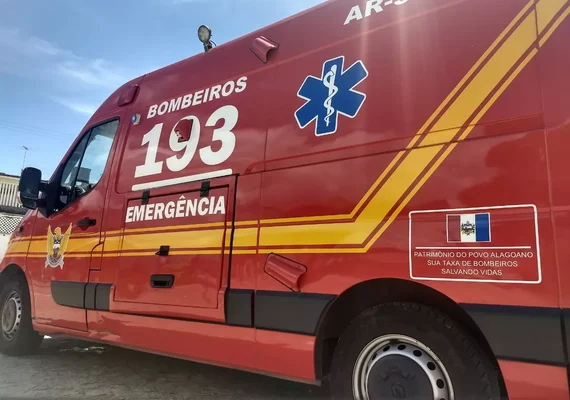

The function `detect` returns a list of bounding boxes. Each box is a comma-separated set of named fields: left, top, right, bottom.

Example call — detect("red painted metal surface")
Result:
left=34, top=312, right=316, bottom=383
left=1, top=0, right=569, bottom=396
left=499, top=361, right=570, bottom=400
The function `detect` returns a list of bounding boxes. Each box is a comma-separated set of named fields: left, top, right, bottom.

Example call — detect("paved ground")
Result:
left=0, top=337, right=327, bottom=400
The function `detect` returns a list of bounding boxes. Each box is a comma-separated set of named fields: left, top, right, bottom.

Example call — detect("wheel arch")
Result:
left=314, top=278, right=506, bottom=393
left=0, top=263, right=28, bottom=286
left=0, top=263, right=33, bottom=313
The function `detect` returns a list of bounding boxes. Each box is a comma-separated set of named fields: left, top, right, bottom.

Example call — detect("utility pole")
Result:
left=21, top=146, right=29, bottom=173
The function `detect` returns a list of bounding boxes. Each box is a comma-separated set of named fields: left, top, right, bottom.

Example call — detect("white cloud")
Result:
left=0, top=27, right=68, bottom=60
left=51, top=97, right=98, bottom=116
left=58, top=58, right=126, bottom=89
left=0, top=27, right=130, bottom=89
left=165, top=0, right=322, bottom=5
left=162, top=0, right=323, bottom=11
left=289, top=0, right=325, bottom=12
left=168, top=0, right=208, bottom=3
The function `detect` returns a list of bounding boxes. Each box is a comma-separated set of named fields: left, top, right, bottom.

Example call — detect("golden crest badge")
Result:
left=45, top=224, right=72, bottom=269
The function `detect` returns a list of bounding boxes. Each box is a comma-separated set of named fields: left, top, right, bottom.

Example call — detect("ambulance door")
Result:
left=29, top=118, right=120, bottom=331
left=109, top=37, right=273, bottom=320
left=112, top=176, right=234, bottom=311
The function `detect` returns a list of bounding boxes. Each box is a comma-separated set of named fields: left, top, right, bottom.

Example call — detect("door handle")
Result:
left=151, top=274, right=175, bottom=288
left=76, top=218, right=96, bottom=228
left=155, top=245, right=170, bottom=256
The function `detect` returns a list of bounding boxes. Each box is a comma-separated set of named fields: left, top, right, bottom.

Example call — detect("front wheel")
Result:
left=0, top=277, right=43, bottom=356
left=330, top=303, right=503, bottom=400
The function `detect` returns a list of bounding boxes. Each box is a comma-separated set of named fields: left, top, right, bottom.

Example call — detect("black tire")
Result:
left=0, top=276, right=43, bottom=356
left=330, top=303, right=502, bottom=400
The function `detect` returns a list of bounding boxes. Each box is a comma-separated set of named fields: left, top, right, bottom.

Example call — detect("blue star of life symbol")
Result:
left=295, top=56, right=368, bottom=136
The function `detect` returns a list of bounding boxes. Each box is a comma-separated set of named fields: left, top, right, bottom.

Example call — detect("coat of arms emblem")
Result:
left=460, top=221, right=476, bottom=237
left=46, top=224, right=72, bottom=269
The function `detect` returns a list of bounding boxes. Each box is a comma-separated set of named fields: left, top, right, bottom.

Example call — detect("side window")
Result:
left=57, top=119, right=119, bottom=210
left=75, top=120, right=119, bottom=191
left=59, top=135, right=89, bottom=206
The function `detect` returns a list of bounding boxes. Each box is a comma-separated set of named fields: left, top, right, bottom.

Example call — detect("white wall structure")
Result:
left=0, top=213, right=23, bottom=260
left=0, top=174, right=20, bottom=208
left=0, top=173, right=25, bottom=261
left=0, top=235, right=9, bottom=260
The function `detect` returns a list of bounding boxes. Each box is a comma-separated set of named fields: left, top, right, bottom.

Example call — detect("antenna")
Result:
left=21, top=145, right=29, bottom=172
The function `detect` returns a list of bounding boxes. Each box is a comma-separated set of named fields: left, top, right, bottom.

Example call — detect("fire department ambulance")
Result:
left=2, top=0, right=570, bottom=398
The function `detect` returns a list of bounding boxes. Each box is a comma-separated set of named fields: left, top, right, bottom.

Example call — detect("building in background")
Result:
left=0, top=173, right=25, bottom=258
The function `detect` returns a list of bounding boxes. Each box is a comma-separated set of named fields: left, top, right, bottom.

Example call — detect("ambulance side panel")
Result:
left=257, top=1, right=555, bottom=306
left=251, top=0, right=565, bottom=391
left=23, top=0, right=570, bottom=393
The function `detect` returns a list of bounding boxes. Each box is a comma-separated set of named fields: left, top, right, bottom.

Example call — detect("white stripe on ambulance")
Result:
left=125, top=196, right=226, bottom=223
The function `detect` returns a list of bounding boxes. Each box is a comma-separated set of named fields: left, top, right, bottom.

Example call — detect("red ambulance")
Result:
left=2, top=0, right=570, bottom=398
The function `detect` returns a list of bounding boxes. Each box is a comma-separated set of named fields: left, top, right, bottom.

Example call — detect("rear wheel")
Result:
left=0, top=277, right=43, bottom=356
left=330, top=303, right=502, bottom=400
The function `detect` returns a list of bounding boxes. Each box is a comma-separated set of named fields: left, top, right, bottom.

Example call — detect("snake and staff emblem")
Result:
left=323, top=64, right=338, bottom=128
left=295, top=55, right=369, bottom=136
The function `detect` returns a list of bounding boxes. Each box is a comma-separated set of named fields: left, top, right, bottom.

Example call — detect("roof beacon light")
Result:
left=198, top=25, right=215, bottom=53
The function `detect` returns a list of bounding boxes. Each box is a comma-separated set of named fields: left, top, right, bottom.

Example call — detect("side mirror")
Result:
left=19, top=167, right=42, bottom=210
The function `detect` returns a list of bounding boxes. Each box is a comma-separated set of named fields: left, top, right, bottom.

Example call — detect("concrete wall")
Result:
left=0, top=175, right=19, bottom=185
left=0, top=235, right=9, bottom=260
left=0, top=212, right=23, bottom=260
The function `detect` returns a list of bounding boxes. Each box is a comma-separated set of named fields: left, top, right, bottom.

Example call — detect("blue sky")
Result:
left=0, top=0, right=323, bottom=178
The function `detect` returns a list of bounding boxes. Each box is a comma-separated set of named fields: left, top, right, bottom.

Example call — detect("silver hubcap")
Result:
left=353, top=334, right=454, bottom=400
left=1, top=291, right=22, bottom=341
